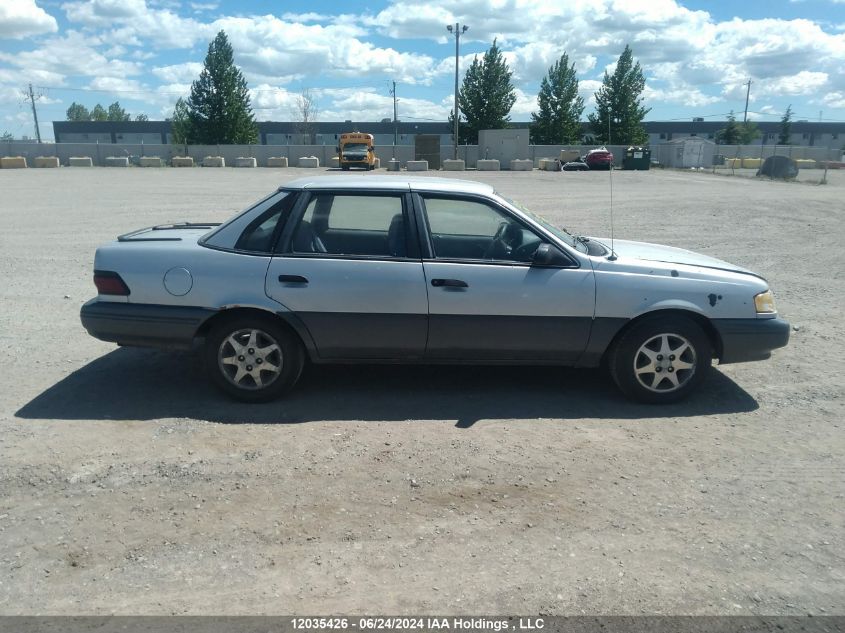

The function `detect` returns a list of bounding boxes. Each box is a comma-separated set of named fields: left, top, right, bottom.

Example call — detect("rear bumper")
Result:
left=713, top=317, right=790, bottom=364
left=80, top=299, right=215, bottom=349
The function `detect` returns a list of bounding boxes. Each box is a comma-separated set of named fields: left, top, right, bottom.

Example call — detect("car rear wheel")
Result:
left=609, top=315, right=711, bottom=403
left=205, top=315, right=304, bottom=402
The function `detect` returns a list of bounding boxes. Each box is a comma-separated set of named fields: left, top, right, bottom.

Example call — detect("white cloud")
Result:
left=63, top=0, right=207, bottom=48
left=0, top=0, right=58, bottom=39
left=151, top=62, right=204, bottom=84
left=0, top=31, right=142, bottom=80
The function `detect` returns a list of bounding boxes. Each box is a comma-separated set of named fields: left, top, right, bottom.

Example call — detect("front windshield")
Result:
left=496, top=193, right=587, bottom=253
left=343, top=143, right=369, bottom=154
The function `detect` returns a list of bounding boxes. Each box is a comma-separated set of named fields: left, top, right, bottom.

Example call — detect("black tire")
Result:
left=608, top=315, right=711, bottom=403
left=205, top=314, right=304, bottom=402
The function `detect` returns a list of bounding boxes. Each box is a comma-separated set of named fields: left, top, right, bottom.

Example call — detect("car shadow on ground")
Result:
left=16, top=348, right=758, bottom=426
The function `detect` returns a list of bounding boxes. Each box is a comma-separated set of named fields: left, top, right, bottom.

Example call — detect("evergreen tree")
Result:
left=588, top=44, right=650, bottom=145
left=90, top=104, right=108, bottom=121
left=187, top=30, right=257, bottom=144
left=718, top=112, right=760, bottom=145
left=530, top=53, right=584, bottom=145
left=1, top=131, right=13, bottom=141
left=135, top=113, right=149, bottom=122
left=739, top=120, right=760, bottom=144
left=66, top=102, right=90, bottom=121
left=715, top=111, right=741, bottom=144
left=449, top=39, right=516, bottom=144
left=107, top=101, right=130, bottom=121
left=778, top=105, right=793, bottom=144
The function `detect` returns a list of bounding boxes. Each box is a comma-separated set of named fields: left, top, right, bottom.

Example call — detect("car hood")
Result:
left=588, top=237, right=757, bottom=277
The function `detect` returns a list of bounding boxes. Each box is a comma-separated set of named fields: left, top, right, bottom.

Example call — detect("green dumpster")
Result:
left=622, top=146, right=651, bottom=170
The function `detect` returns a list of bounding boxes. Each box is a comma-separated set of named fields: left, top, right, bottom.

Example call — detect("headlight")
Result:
left=754, top=289, right=777, bottom=314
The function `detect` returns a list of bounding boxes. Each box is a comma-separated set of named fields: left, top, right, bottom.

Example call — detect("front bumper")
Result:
left=712, top=317, right=790, bottom=364
left=80, top=299, right=216, bottom=349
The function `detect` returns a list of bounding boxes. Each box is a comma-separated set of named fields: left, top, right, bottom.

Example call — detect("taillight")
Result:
left=94, top=270, right=130, bottom=296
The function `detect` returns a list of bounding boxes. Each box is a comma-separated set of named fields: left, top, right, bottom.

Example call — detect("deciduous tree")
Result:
left=450, top=39, right=516, bottom=144
left=531, top=53, right=584, bottom=145
left=66, top=102, right=90, bottom=121
left=588, top=44, right=650, bottom=145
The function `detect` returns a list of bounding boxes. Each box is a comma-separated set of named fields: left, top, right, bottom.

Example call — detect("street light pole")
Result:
left=447, top=23, right=468, bottom=160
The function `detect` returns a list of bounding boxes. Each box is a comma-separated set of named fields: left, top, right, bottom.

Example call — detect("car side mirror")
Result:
left=533, top=242, right=571, bottom=267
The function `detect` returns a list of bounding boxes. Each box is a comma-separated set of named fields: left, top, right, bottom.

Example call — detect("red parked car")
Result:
left=584, top=148, right=614, bottom=170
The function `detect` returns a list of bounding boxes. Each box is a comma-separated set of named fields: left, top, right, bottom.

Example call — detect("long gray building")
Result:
left=51, top=119, right=845, bottom=150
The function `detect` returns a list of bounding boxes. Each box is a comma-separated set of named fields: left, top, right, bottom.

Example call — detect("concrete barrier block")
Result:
left=105, top=156, right=129, bottom=167
left=442, top=159, right=465, bottom=171
left=235, top=157, right=257, bottom=168
left=171, top=156, right=194, bottom=167
left=510, top=159, right=533, bottom=171
left=1, top=156, right=28, bottom=169
left=139, top=156, right=162, bottom=167
left=741, top=158, right=761, bottom=169
left=725, top=158, right=741, bottom=169
left=68, top=156, right=93, bottom=167
left=330, top=156, right=340, bottom=167
left=267, top=157, right=288, bottom=168
left=34, top=156, right=60, bottom=168
left=560, top=150, right=581, bottom=163
left=406, top=160, right=428, bottom=171
left=202, top=156, right=225, bottom=167
left=539, top=158, right=558, bottom=171
left=373, top=157, right=380, bottom=169
left=476, top=159, right=500, bottom=171
left=298, top=156, right=319, bottom=168
left=795, top=159, right=817, bottom=169
left=387, top=159, right=401, bottom=172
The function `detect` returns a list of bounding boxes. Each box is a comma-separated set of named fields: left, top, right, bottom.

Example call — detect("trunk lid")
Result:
left=117, top=222, right=219, bottom=244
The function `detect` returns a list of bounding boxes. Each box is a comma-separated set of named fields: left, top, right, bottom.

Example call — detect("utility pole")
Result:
left=27, top=83, right=42, bottom=143
left=742, top=79, right=752, bottom=124
left=390, top=80, right=398, bottom=147
left=447, top=22, right=468, bottom=160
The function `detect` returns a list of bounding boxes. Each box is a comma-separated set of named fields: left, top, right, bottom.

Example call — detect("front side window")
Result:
left=422, top=197, right=543, bottom=263
left=291, top=194, right=407, bottom=258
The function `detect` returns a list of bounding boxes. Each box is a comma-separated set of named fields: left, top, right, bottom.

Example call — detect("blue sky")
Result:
left=1, top=0, right=844, bottom=140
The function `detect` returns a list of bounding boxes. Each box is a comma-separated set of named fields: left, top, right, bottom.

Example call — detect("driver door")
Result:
left=419, top=195, right=595, bottom=361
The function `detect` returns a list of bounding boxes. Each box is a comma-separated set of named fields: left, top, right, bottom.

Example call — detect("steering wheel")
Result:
left=482, top=222, right=512, bottom=260
left=511, top=239, right=542, bottom=262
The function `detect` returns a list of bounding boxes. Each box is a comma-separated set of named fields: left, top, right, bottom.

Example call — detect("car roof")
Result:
left=280, top=175, right=495, bottom=195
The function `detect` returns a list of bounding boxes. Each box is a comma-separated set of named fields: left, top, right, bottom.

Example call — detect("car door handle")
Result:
left=278, top=274, right=308, bottom=284
left=431, top=278, right=468, bottom=288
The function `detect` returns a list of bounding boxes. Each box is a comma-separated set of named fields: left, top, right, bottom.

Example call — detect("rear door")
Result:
left=265, top=190, right=428, bottom=360
left=417, top=193, right=595, bottom=361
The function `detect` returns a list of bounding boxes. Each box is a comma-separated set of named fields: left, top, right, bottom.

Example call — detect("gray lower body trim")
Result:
left=712, top=317, right=790, bottom=364
left=426, top=314, right=592, bottom=361
left=576, top=317, right=630, bottom=367
left=80, top=299, right=216, bottom=349
left=298, top=312, right=428, bottom=359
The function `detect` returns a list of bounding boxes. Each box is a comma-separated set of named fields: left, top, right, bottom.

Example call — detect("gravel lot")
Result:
left=0, top=166, right=843, bottom=615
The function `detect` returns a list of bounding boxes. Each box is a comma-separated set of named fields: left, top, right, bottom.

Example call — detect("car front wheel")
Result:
left=205, top=315, right=304, bottom=402
left=609, top=315, right=711, bottom=403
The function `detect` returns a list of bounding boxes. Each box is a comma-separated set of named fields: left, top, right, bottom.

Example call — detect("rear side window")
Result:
left=291, top=194, right=407, bottom=258
left=202, top=191, right=294, bottom=253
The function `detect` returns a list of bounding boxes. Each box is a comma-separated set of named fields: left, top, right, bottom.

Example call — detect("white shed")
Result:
left=658, top=138, right=716, bottom=168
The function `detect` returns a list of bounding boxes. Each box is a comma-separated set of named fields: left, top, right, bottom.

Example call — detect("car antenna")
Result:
left=606, top=116, right=618, bottom=261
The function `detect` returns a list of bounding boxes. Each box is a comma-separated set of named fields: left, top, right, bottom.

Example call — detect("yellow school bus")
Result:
left=337, top=133, right=376, bottom=170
